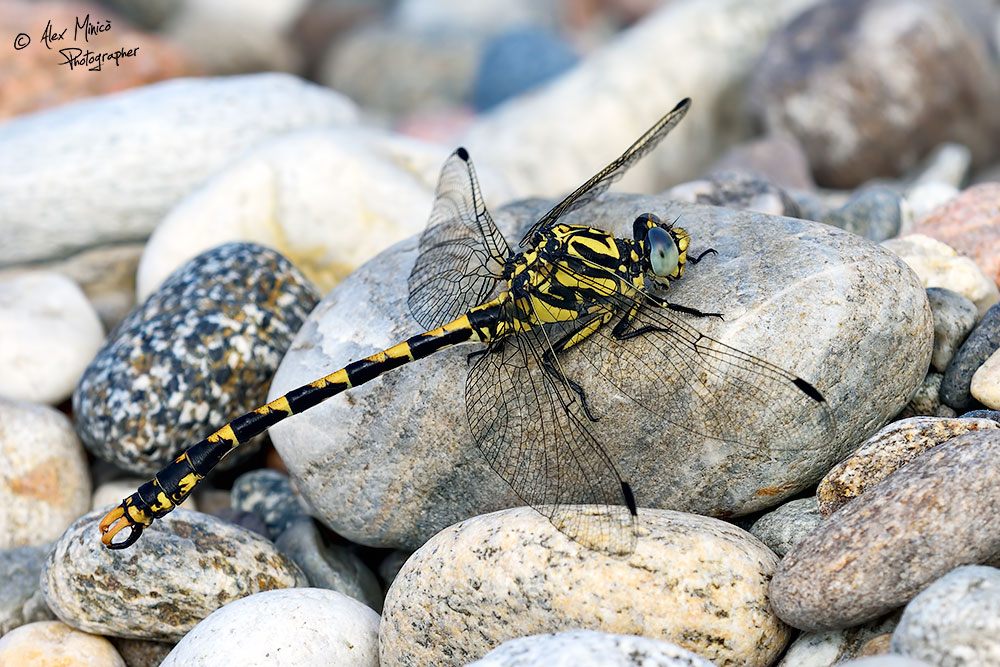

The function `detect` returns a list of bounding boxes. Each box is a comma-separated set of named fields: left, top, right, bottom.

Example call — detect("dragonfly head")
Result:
left=633, top=213, right=690, bottom=286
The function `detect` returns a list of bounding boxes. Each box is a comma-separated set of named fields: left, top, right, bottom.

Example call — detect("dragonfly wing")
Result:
left=550, top=255, right=835, bottom=455
left=408, top=148, right=513, bottom=331
left=518, top=98, right=691, bottom=249
left=466, top=325, right=637, bottom=555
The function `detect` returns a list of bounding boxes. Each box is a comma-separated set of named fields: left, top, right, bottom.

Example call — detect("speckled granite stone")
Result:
left=817, top=416, right=998, bottom=515
left=73, top=242, right=319, bottom=476
left=468, top=630, right=719, bottom=666
left=772, top=430, right=1000, bottom=631
left=41, top=508, right=307, bottom=641
left=379, top=507, right=789, bottom=667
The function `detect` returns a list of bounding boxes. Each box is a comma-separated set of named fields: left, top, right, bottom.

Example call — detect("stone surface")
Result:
left=0, top=73, right=357, bottom=266
left=891, top=565, right=1000, bottom=665
left=927, top=287, right=979, bottom=373
left=897, top=373, right=955, bottom=419
left=823, top=187, right=903, bottom=243
left=41, top=508, right=307, bottom=641
left=135, top=126, right=475, bottom=298
left=910, top=144, right=974, bottom=189
left=458, top=0, right=822, bottom=201
left=73, top=242, right=319, bottom=476
left=971, top=347, right=1000, bottom=410
left=775, top=613, right=899, bottom=667
left=942, top=302, right=1000, bottom=412
left=274, top=519, right=384, bottom=612
left=380, top=507, right=789, bottom=667
left=817, top=416, right=998, bottom=515
left=839, top=658, right=933, bottom=667
left=882, top=235, right=1000, bottom=316
left=749, top=497, right=823, bottom=556
left=0, top=399, right=91, bottom=548
left=160, top=588, right=379, bottom=667
left=0, top=1, right=201, bottom=122
left=468, top=630, right=718, bottom=667
left=109, top=638, right=174, bottom=667
left=771, top=430, right=1000, bottom=631
left=0, top=272, right=104, bottom=404
left=911, top=183, right=1000, bottom=289
left=905, top=182, right=961, bottom=227
left=0, top=620, right=125, bottom=666
left=0, top=544, right=55, bottom=635
left=472, top=26, right=579, bottom=111
left=748, top=0, right=1000, bottom=188
left=230, top=469, right=309, bottom=540
left=269, top=198, right=930, bottom=549
left=706, top=133, right=815, bottom=191
left=664, top=171, right=799, bottom=217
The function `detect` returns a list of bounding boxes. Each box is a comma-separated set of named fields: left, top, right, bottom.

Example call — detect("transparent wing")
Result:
left=519, top=98, right=691, bottom=249
left=548, top=254, right=835, bottom=454
left=408, top=148, right=513, bottom=331
left=466, top=324, right=637, bottom=555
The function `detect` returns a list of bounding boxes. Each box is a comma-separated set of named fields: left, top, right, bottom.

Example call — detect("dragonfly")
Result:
left=99, top=98, right=833, bottom=555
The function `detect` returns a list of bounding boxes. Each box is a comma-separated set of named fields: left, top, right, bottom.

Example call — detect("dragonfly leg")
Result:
left=664, top=301, right=724, bottom=319
left=541, top=352, right=599, bottom=422
left=688, top=247, right=718, bottom=264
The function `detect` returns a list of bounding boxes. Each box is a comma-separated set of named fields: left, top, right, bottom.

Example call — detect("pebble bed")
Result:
left=2, top=1, right=1000, bottom=666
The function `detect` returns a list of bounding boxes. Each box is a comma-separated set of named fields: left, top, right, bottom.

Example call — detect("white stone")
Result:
left=136, top=127, right=502, bottom=298
left=971, top=348, right=1000, bottom=410
left=882, top=234, right=1000, bottom=316
left=0, top=272, right=104, bottom=404
left=905, top=181, right=960, bottom=223
left=0, top=73, right=358, bottom=266
left=0, top=398, right=91, bottom=548
left=0, top=620, right=125, bottom=667
left=160, top=588, right=379, bottom=667
left=458, top=0, right=822, bottom=201
left=379, top=507, right=790, bottom=667
left=468, top=630, right=718, bottom=667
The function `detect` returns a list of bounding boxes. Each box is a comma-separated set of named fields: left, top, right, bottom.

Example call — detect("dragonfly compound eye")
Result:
left=647, top=225, right=679, bottom=277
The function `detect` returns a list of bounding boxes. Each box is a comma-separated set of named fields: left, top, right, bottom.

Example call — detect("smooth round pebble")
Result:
left=41, top=508, right=307, bottom=641
left=823, top=187, right=903, bottom=243
left=970, top=348, right=1000, bottom=410
left=73, top=242, right=319, bottom=475
left=906, top=182, right=960, bottom=224
left=380, top=507, right=790, bottom=667
left=926, top=287, right=978, bottom=373
left=0, top=620, right=125, bottom=666
left=883, top=234, right=1000, bottom=316
left=776, top=613, right=899, bottom=667
left=910, top=144, right=973, bottom=189
left=0, top=544, right=55, bottom=635
left=0, top=398, right=91, bottom=548
left=472, top=26, right=578, bottom=111
left=270, top=198, right=930, bottom=549
left=0, top=272, right=104, bottom=404
left=468, top=630, right=718, bottom=667
left=942, top=301, right=1000, bottom=412
left=160, top=588, right=379, bottom=667
left=664, top=171, right=799, bottom=217
left=959, top=409, right=1000, bottom=422
left=275, top=518, right=384, bottom=612
left=891, top=565, right=1000, bottom=665
left=749, top=497, right=823, bottom=557
left=772, top=430, right=1000, bottom=631
left=816, top=416, right=999, bottom=515
left=230, top=469, right=309, bottom=539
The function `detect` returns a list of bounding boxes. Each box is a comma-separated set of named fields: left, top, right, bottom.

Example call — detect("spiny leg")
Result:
left=539, top=311, right=616, bottom=423
left=688, top=247, right=717, bottom=264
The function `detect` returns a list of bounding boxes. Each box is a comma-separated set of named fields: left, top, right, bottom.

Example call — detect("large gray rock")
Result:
left=379, top=508, right=789, bottom=667
left=0, top=544, right=54, bottom=635
left=268, top=197, right=931, bottom=549
left=41, top=508, right=307, bottom=641
left=771, top=430, right=1000, bottom=631
left=0, top=73, right=357, bottom=266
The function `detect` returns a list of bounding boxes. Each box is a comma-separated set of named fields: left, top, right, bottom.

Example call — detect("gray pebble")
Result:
left=776, top=613, right=899, bottom=667
left=378, top=549, right=413, bottom=589
left=41, top=508, right=307, bottom=641
left=927, top=288, right=978, bottom=373
left=823, top=187, right=903, bottom=242
left=110, top=638, right=175, bottom=667
left=959, top=409, right=1000, bottom=422
left=891, top=565, right=1000, bottom=665
left=897, top=373, right=956, bottom=419
left=468, top=630, right=718, bottom=667
left=749, top=497, right=823, bottom=557
left=665, top=171, right=800, bottom=217
left=839, top=658, right=934, bottom=667
left=772, top=430, right=1000, bottom=631
left=274, top=518, right=383, bottom=612
left=211, top=508, right=269, bottom=538
left=941, top=301, right=1000, bottom=411
left=0, top=544, right=55, bottom=635
left=230, top=469, right=310, bottom=539
left=73, top=242, right=319, bottom=476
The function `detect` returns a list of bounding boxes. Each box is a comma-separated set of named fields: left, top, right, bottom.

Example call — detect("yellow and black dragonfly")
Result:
left=99, top=98, right=833, bottom=555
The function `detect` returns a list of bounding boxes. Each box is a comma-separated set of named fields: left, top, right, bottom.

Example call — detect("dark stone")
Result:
left=230, top=469, right=310, bottom=540
left=941, top=302, right=1000, bottom=411
left=472, top=26, right=578, bottom=111
left=823, top=186, right=903, bottom=242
